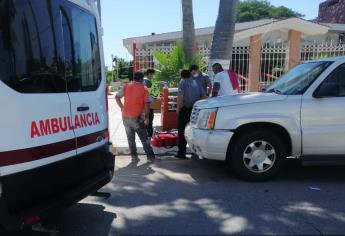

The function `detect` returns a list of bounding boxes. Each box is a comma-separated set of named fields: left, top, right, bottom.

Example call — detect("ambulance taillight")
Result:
left=104, top=85, right=110, bottom=141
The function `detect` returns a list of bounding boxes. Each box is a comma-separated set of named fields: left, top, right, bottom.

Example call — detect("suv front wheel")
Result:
left=229, top=129, right=287, bottom=181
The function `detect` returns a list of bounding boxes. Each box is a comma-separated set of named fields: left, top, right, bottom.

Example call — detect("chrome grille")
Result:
left=190, top=107, right=201, bottom=126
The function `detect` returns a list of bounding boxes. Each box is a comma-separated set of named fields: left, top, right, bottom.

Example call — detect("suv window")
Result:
left=320, top=64, right=345, bottom=97
left=266, top=61, right=332, bottom=95
left=62, top=2, right=101, bottom=92
left=0, top=0, right=66, bottom=93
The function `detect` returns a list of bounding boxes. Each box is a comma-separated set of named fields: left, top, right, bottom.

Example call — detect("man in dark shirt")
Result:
left=176, top=70, right=205, bottom=159
left=190, top=64, right=212, bottom=96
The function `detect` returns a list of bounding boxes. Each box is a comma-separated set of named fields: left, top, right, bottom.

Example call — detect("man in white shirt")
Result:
left=211, top=63, right=239, bottom=97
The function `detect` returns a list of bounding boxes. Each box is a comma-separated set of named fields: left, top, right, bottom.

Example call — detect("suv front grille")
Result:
left=190, top=107, right=201, bottom=126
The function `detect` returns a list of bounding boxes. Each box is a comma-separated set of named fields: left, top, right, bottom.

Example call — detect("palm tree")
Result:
left=209, top=0, right=239, bottom=70
left=182, top=0, right=196, bottom=64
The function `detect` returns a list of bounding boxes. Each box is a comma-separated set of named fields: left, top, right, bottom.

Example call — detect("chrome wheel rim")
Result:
left=243, top=140, right=276, bottom=173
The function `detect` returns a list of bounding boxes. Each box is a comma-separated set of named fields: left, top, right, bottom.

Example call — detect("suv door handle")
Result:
left=77, top=106, right=90, bottom=112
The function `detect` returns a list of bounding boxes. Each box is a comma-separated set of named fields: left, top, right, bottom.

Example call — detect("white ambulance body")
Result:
left=0, top=0, right=114, bottom=228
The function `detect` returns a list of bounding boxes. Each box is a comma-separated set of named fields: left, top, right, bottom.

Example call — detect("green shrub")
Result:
left=153, top=42, right=205, bottom=86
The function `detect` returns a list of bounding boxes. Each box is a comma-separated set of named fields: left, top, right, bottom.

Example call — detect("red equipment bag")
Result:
left=151, top=132, right=179, bottom=148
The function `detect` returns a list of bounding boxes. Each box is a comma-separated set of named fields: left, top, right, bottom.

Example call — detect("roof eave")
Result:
left=234, top=18, right=329, bottom=42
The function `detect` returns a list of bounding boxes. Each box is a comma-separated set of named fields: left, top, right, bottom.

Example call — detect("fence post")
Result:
left=133, top=42, right=140, bottom=74
left=287, top=30, right=302, bottom=69
left=249, top=34, right=262, bottom=92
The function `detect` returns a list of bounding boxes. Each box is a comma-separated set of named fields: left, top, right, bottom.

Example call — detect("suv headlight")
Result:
left=196, top=108, right=218, bottom=129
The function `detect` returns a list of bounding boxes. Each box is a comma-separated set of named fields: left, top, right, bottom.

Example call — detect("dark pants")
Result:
left=147, top=109, right=154, bottom=137
left=123, top=117, right=155, bottom=159
left=178, top=107, right=193, bottom=156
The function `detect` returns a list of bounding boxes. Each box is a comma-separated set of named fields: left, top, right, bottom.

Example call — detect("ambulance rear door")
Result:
left=0, top=0, right=77, bottom=213
left=60, top=0, right=108, bottom=177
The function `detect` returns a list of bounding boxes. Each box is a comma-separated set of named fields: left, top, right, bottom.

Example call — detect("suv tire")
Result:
left=229, top=129, right=287, bottom=181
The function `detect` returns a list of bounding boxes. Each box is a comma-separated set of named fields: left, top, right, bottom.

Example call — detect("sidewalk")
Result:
left=108, top=94, right=163, bottom=155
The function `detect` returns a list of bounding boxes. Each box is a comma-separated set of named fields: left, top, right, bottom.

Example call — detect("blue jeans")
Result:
left=123, top=117, right=155, bottom=159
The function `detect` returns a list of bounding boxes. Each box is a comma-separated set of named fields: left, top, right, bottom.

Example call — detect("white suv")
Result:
left=186, top=56, right=345, bottom=181
left=0, top=0, right=114, bottom=229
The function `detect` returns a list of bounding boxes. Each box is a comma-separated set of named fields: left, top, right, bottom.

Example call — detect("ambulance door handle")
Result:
left=77, top=106, right=90, bottom=112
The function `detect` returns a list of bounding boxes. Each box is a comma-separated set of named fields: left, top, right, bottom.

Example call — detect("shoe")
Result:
left=191, top=153, right=199, bottom=160
left=174, top=154, right=187, bottom=159
left=131, top=157, right=140, bottom=162
left=147, top=156, right=156, bottom=162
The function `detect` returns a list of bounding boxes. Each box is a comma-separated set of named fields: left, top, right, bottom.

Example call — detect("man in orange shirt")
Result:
left=115, top=72, right=155, bottom=162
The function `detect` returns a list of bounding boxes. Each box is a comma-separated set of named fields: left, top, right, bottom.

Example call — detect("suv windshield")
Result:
left=266, top=61, right=333, bottom=95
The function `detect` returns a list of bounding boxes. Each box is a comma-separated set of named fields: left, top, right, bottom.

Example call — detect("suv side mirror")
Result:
left=314, top=82, right=339, bottom=98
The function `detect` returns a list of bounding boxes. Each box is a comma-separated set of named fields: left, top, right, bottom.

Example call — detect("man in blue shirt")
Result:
left=190, top=64, right=212, bottom=96
left=176, top=70, right=205, bottom=159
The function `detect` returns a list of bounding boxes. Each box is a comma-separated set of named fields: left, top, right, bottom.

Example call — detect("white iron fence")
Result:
left=260, top=42, right=288, bottom=88
left=230, top=47, right=250, bottom=92
left=199, top=46, right=250, bottom=92
left=135, top=45, right=251, bottom=92
left=301, top=41, right=345, bottom=61
left=134, top=41, right=345, bottom=92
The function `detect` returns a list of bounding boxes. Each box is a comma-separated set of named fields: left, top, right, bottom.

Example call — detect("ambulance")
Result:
left=0, top=0, right=115, bottom=229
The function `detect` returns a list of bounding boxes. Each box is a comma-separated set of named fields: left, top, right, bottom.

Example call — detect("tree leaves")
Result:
left=153, top=42, right=204, bottom=86
left=237, top=0, right=304, bottom=23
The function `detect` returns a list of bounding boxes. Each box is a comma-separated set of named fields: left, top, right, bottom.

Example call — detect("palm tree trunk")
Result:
left=182, top=0, right=196, bottom=64
left=209, top=0, right=238, bottom=70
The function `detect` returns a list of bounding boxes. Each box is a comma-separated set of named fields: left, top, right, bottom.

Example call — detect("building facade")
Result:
left=123, top=15, right=345, bottom=92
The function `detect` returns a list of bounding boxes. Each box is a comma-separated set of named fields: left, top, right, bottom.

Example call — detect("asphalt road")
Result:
left=6, top=155, right=345, bottom=235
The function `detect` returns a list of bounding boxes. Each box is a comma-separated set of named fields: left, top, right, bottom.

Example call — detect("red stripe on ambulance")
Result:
left=0, top=129, right=107, bottom=167
left=31, top=112, right=101, bottom=138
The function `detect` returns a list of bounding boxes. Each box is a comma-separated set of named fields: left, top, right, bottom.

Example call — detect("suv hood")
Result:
left=195, top=92, right=288, bottom=109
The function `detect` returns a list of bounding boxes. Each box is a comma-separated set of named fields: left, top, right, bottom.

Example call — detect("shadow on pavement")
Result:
left=44, top=203, right=116, bottom=236
left=1, top=203, right=117, bottom=236
left=101, top=157, right=345, bottom=235
left=9, top=157, right=345, bottom=235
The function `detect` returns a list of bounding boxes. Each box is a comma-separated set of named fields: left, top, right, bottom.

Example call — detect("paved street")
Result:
left=4, top=97, right=345, bottom=235
left=10, top=156, right=345, bottom=235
